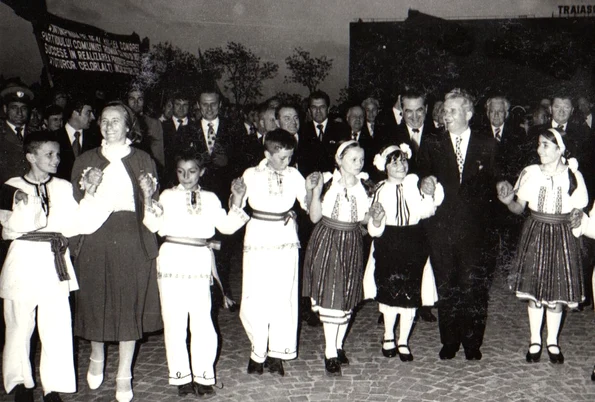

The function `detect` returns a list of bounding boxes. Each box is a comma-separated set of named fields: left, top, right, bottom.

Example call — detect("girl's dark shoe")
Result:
left=398, top=344, right=414, bottom=362
left=525, top=343, right=542, bottom=363
left=337, top=349, right=350, bottom=365
left=547, top=344, right=564, bottom=364
left=382, top=339, right=397, bottom=358
left=324, top=357, right=342, bottom=376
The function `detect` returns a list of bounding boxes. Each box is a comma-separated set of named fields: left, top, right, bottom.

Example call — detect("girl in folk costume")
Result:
left=238, top=129, right=312, bottom=377
left=364, top=144, right=443, bottom=361
left=141, top=151, right=248, bottom=397
left=498, top=128, right=587, bottom=365
left=0, top=131, right=109, bottom=402
left=303, top=140, right=385, bottom=376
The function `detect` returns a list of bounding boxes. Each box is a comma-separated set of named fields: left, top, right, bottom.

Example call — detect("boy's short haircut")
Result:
left=44, top=104, right=63, bottom=120
left=23, top=130, right=59, bottom=156
left=174, top=149, right=210, bottom=170
left=264, top=129, right=297, bottom=154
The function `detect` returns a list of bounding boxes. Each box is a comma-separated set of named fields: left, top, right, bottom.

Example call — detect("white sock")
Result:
left=527, top=305, right=544, bottom=353
left=546, top=309, right=563, bottom=349
left=336, top=323, right=349, bottom=350
left=323, top=323, right=338, bottom=358
left=397, top=308, right=415, bottom=350
left=383, top=312, right=397, bottom=348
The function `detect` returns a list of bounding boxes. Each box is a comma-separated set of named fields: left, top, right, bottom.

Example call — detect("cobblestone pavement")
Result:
left=3, top=267, right=595, bottom=402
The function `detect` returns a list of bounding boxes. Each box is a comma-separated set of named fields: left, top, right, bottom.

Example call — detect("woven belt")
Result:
left=18, top=232, right=70, bottom=281
left=164, top=236, right=221, bottom=250
left=321, top=216, right=360, bottom=231
left=252, top=209, right=296, bottom=226
left=530, top=210, right=570, bottom=224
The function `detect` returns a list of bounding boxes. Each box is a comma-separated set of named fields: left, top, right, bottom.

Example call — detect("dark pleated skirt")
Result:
left=303, top=217, right=364, bottom=312
left=74, top=211, right=162, bottom=341
left=374, top=224, right=429, bottom=308
left=513, top=210, right=584, bottom=307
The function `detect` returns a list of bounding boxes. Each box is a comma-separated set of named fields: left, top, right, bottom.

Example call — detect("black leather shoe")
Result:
left=337, top=349, right=350, bottom=365
left=417, top=307, right=437, bottom=322
left=247, top=358, right=264, bottom=375
left=398, top=345, right=414, bottom=362
left=439, top=344, right=459, bottom=360
left=42, top=392, right=63, bottom=402
left=377, top=314, right=384, bottom=325
left=464, top=348, right=482, bottom=361
left=591, top=365, right=595, bottom=381
left=194, top=383, right=215, bottom=398
left=264, top=357, right=285, bottom=376
left=547, top=344, right=564, bottom=364
left=177, top=382, right=196, bottom=396
left=382, top=339, right=397, bottom=358
left=324, top=357, right=342, bottom=376
left=525, top=343, right=542, bottom=363
left=14, top=384, right=34, bottom=402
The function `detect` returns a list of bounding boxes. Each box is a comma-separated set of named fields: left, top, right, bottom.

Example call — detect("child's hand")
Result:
left=14, top=189, right=28, bottom=205
left=83, top=168, right=103, bottom=195
left=420, top=176, right=437, bottom=196
left=570, top=208, right=583, bottom=229
left=496, top=180, right=514, bottom=205
left=138, top=172, right=156, bottom=200
left=306, top=172, right=322, bottom=191
left=231, top=177, right=246, bottom=199
left=369, top=202, right=385, bottom=223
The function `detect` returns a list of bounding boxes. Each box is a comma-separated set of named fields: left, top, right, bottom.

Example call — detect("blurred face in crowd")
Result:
left=309, top=98, right=329, bottom=124
left=277, top=107, right=300, bottom=134
left=259, top=109, right=277, bottom=133
left=173, top=99, right=190, bottom=120
left=551, top=97, right=573, bottom=125
left=199, top=92, right=221, bottom=121
left=45, top=113, right=63, bottom=131
left=73, top=105, right=95, bottom=130
left=347, top=106, right=365, bottom=132
left=192, top=103, right=202, bottom=121
left=53, top=93, right=68, bottom=109
left=127, top=90, right=145, bottom=114
left=4, top=101, right=29, bottom=126
left=443, top=97, right=472, bottom=135
left=402, top=97, right=427, bottom=129
left=578, top=97, right=591, bottom=116
left=176, top=159, right=204, bottom=191
left=363, top=101, right=378, bottom=123
left=487, top=100, right=508, bottom=127
left=533, top=108, right=548, bottom=126
left=163, top=99, right=173, bottom=119
left=100, top=106, right=128, bottom=145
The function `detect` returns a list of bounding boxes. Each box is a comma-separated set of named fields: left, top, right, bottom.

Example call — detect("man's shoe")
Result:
left=439, top=344, right=459, bottom=360
left=324, top=357, right=342, bottom=377
left=417, top=307, right=437, bottom=322
left=264, top=357, right=285, bottom=376
left=14, top=384, right=34, bottom=402
left=337, top=349, right=350, bottom=365
left=464, top=348, right=482, bottom=361
left=377, top=314, right=384, bottom=325
left=247, top=358, right=264, bottom=375
left=305, top=310, right=321, bottom=326
left=42, top=392, right=63, bottom=402
left=177, top=382, right=196, bottom=396
left=195, top=383, right=215, bottom=398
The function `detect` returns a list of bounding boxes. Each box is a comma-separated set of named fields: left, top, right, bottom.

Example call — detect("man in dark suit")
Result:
left=53, top=96, right=100, bottom=181
left=577, top=96, right=595, bottom=135
left=297, top=90, right=349, bottom=177
left=418, top=89, right=497, bottom=361
left=345, top=105, right=376, bottom=176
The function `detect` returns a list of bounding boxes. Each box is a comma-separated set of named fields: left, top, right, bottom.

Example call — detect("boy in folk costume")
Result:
left=0, top=131, right=108, bottom=402
left=141, top=151, right=249, bottom=397
left=238, top=129, right=313, bottom=376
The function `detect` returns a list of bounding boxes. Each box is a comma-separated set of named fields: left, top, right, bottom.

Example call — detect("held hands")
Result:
left=420, top=175, right=437, bottom=196
left=496, top=180, right=515, bottom=205
left=230, top=177, right=247, bottom=200
left=569, top=208, right=583, bottom=229
left=306, top=172, right=323, bottom=193
left=369, top=202, right=385, bottom=226
left=82, top=168, right=103, bottom=196
left=138, top=172, right=156, bottom=201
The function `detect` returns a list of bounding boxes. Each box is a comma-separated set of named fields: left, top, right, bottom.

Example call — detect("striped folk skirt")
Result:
left=512, top=210, right=584, bottom=308
left=303, top=217, right=364, bottom=322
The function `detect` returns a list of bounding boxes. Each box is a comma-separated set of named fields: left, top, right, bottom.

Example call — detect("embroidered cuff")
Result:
left=146, top=200, right=164, bottom=217
left=230, top=204, right=250, bottom=223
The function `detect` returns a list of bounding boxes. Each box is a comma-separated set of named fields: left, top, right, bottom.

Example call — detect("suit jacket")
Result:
left=486, top=122, right=529, bottom=184
left=54, top=126, right=102, bottom=181
left=418, top=129, right=496, bottom=240
left=161, top=118, right=200, bottom=187
left=394, top=124, right=437, bottom=174
left=137, top=114, right=165, bottom=171
left=296, top=120, right=350, bottom=177
left=0, top=120, right=28, bottom=185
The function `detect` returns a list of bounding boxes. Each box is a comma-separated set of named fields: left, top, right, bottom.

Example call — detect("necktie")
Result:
left=72, top=131, right=81, bottom=157
left=395, top=184, right=410, bottom=226
left=317, top=124, right=324, bottom=141
left=494, top=127, right=501, bottom=142
left=176, top=119, right=183, bottom=131
left=455, top=136, right=464, bottom=180
left=249, top=125, right=256, bottom=136
left=351, top=131, right=358, bottom=141
left=14, top=126, right=23, bottom=141
left=557, top=124, right=564, bottom=130
left=207, top=123, right=216, bottom=154
left=370, top=123, right=374, bottom=135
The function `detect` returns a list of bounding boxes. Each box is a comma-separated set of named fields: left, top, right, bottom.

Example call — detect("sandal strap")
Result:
left=382, top=339, right=395, bottom=344
left=547, top=344, right=561, bottom=353
left=528, top=343, right=542, bottom=348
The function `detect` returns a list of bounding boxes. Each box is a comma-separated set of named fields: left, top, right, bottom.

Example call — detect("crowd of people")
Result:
left=2, top=76, right=595, bottom=401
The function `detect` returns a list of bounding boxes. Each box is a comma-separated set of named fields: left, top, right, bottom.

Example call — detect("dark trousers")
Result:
left=429, top=230, right=492, bottom=351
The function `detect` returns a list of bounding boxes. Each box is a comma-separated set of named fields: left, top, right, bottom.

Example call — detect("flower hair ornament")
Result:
left=373, top=143, right=412, bottom=172
left=547, top=128, right=578, bottom=172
